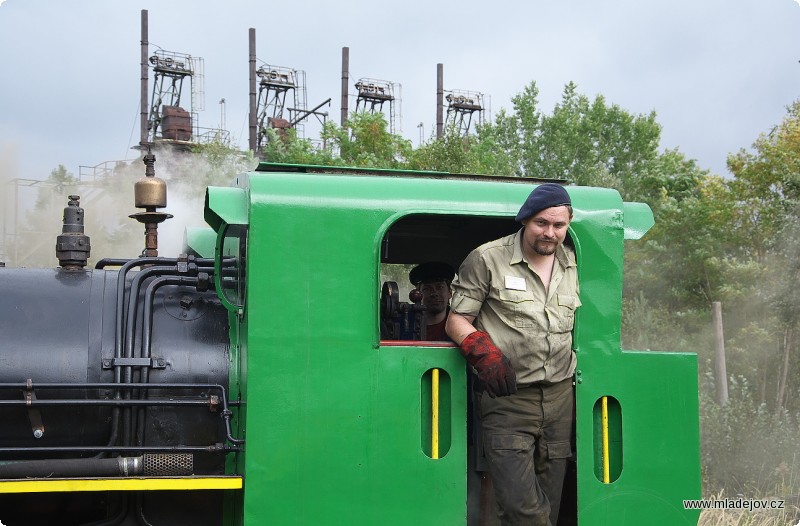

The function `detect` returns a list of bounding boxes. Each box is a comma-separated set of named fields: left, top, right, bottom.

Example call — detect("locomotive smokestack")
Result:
left=129, top=149, right=172, bottom=257
left=56, top=195, right=91, bottom=269
left=141, top=9, right=149, bottom=145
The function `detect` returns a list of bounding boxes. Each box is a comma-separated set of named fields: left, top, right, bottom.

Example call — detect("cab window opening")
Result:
left=379, top=214, right=519, bottom=344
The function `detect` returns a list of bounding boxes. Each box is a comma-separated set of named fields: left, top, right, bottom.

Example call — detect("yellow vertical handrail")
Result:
left=432, top=368, right=440, bottom=459
left=601, top=395, right=610, bottom=483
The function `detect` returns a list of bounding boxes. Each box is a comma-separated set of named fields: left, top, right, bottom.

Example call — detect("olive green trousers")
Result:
left=478, top=378, right=574, bottom=526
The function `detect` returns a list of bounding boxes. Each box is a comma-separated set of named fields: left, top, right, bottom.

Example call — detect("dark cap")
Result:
left=409, top=261, right=455, bottom=286
left=515, top=183, right=571, bottom=222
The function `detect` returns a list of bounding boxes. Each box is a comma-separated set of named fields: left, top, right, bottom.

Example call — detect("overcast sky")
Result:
left=1, top=0, right=799, bottom=185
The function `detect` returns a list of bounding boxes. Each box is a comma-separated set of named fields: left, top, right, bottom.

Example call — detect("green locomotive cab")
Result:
left=201, top=162, right=702, bottom=526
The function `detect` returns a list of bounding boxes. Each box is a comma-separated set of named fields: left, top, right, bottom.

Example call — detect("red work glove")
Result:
left=459, top=331, right=517, bottom=398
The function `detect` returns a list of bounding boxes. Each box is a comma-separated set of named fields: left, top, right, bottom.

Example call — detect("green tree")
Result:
left=727, top=100, right=800, bottom=260
left=34, top=164, right=77, bottom=209
left=408, top=125, right=503, bottom=174
left=723, top=101, right=800, bottom=414
left=260, top=128, right=336, bottom=166
left=479, top=81, right=662, bottom=193
left=321, top=112, right=412, bottom=168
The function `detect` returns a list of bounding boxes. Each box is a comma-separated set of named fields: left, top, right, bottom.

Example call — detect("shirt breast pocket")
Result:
left=555, top=293, right=580, bottom=332
left=497, top=289, right=540, bottom=329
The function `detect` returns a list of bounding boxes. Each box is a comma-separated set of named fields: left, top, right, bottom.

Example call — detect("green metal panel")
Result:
left=569, top=199, right=701, bottom=525
left=183, top=226, right=217, bottom=258
left=205, top=186, right=249, bottom=231
left=223, top=304, right=247, bottom=526
left=577, top=351, right=701, bottom=524
left=205, top=167, right=701, bottom=525
left=241, top=173, right=468, bottom=524
left=622, top=201, right=655, bottom=240
left=206, top=185, right=250, bottom=526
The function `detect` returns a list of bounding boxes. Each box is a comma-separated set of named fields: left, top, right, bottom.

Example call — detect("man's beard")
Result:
left=532, top=238, right=558, bottom=256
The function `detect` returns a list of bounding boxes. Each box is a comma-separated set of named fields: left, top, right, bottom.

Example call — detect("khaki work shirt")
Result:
left=451, top=229, right=580, bottom=386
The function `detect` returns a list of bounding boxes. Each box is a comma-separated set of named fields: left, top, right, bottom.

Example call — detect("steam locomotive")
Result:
left=0, top=159, right=702, bottom=525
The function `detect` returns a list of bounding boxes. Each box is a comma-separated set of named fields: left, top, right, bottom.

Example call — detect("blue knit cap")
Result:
left=515, top=183, right=571, bottom=222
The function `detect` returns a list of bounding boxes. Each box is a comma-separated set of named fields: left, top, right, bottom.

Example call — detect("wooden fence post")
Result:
left=712, top=301, right=729, bottom=405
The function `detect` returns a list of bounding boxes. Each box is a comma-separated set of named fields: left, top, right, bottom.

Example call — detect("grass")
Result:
left=698, top=510, right=798, bottom=526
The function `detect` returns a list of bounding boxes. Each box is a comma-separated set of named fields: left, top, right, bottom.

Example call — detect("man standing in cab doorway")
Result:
left=446, top=183, right=580, bottom=526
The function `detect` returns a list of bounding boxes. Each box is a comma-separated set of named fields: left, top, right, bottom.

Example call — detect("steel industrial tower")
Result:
left=435, top=63, right=489, bottom=139
left=248, top=29, right=330, bottom=155
left=444, top=89, right=486, bottom=136
left=354, top=78, right=402, bottom=135
left=145, top=49, right=205, bottom=145
left=254, top=64, right=307, bottom=150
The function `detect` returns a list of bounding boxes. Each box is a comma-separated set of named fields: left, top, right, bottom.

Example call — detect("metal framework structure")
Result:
left=146, top=49, right=205, bottom=144
left=444, top=89, right=486, bottom=136
left=3, top=179, right=78, bottom=267
left=255, top=64, right=308, bottom=150
left=354, top=78, right=402, bottom=135
left=1, top=159, right=134, bottom=267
